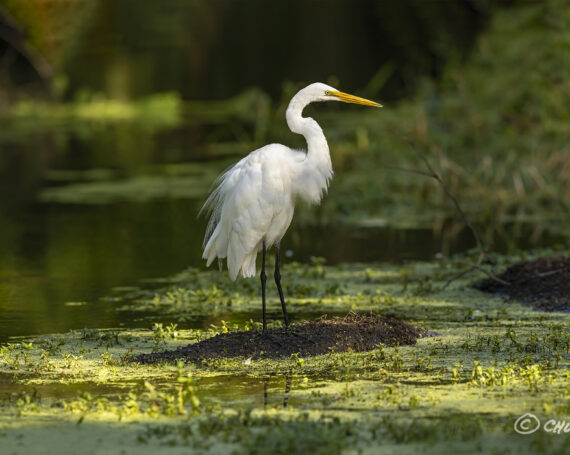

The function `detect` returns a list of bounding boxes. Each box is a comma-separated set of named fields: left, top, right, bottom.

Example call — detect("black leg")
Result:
left=274, top=243, right=290, bottom=327
left=261, top=240, right=267, bottom=334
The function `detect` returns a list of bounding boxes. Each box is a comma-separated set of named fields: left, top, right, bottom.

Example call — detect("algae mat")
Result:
left=1, top=251, right=569, bottom=454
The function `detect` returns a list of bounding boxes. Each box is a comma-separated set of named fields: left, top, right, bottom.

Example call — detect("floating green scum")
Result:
left=1, top=249, right=569, bottom=454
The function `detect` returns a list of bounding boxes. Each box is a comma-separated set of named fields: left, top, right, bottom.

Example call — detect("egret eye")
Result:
left=324, top=91, right=333, bottom=96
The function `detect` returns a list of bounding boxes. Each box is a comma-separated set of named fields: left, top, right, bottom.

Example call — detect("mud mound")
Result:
left=134, top=313, right=429, bottom=363
left=474, top=256, right=570, bottom=312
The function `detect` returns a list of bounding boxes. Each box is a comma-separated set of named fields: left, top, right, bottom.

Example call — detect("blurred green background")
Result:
left=0, top=0, right=568, bottom=340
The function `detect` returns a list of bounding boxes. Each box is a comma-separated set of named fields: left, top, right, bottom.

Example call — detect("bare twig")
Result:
left=442, top=267, right=475, bottom=289
left=387, top=142, right=510, bottom=287
left=409, top=144, right=486, bottom=265
left=535, top=269, right=562, bottom=278
left=443, top=263, right=511, bottom=289
left=471, top=265, right=511, bottom=285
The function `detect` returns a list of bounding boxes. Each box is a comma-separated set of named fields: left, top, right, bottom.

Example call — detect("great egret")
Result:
left=201, top=82, right=381, bottom=333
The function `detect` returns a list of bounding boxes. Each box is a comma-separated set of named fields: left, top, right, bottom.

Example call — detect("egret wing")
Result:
left=202, top=148, right=275, bottom=280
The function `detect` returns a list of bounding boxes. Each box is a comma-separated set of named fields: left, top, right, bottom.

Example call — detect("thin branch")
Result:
left=471, top=264, right=511, bottom=285
left=443, top=263, right=511, bottom=289
left=535, top=269, right=562, bottom=278
left=442, top=267, right=474, bottom=289
left=386, top=141, right=510, bottom=287
left=409, top=144, right=486, bottom=263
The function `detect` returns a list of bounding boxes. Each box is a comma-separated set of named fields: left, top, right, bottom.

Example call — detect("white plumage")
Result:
left=201, top=82, right=381, bottom=282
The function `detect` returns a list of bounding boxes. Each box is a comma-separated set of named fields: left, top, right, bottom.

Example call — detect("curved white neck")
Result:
left=286, top=95, right=332, bottom=174
left=285, top=92, right=334, bottom=204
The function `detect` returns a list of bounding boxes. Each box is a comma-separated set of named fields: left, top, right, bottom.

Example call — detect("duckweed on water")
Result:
left=1, top=249, right=569, bottom=454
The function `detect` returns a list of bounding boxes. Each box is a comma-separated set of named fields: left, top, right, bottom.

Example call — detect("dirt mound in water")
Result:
left=134, top=313, right=429, bottom=363
left=474, top=256, right=570, bottom=312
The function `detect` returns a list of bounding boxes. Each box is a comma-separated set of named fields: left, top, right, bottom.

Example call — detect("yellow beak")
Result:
left=326, top=90, right=382, bottom=107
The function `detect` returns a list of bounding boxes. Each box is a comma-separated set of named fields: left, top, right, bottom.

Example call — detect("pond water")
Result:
left=3, top=0, right=556, bottom=345
left=0, top=121, right=566, bottom=344
left=0, top=368, right=297, bottom=410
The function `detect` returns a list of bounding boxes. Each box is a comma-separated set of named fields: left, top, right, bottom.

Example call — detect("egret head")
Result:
left=286, top=82, right=381, bottom=134
left=298, top=82, right=382, bottom=107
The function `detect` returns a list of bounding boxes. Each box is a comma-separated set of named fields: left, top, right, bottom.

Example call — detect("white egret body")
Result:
left=201, top=82, right=381, bottom=331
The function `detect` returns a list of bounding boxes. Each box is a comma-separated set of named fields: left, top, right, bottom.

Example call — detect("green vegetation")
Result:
left=39, top=162, right=225, bottom=204
left=3, top=2, right=566, bottom=243
left=0, top=2, right=568, bottom=453
left=313, top=0, right=569, bottom=232
left=9, top=92, right=182, bottom=126
left=1, top=249, right=569, bottom=453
